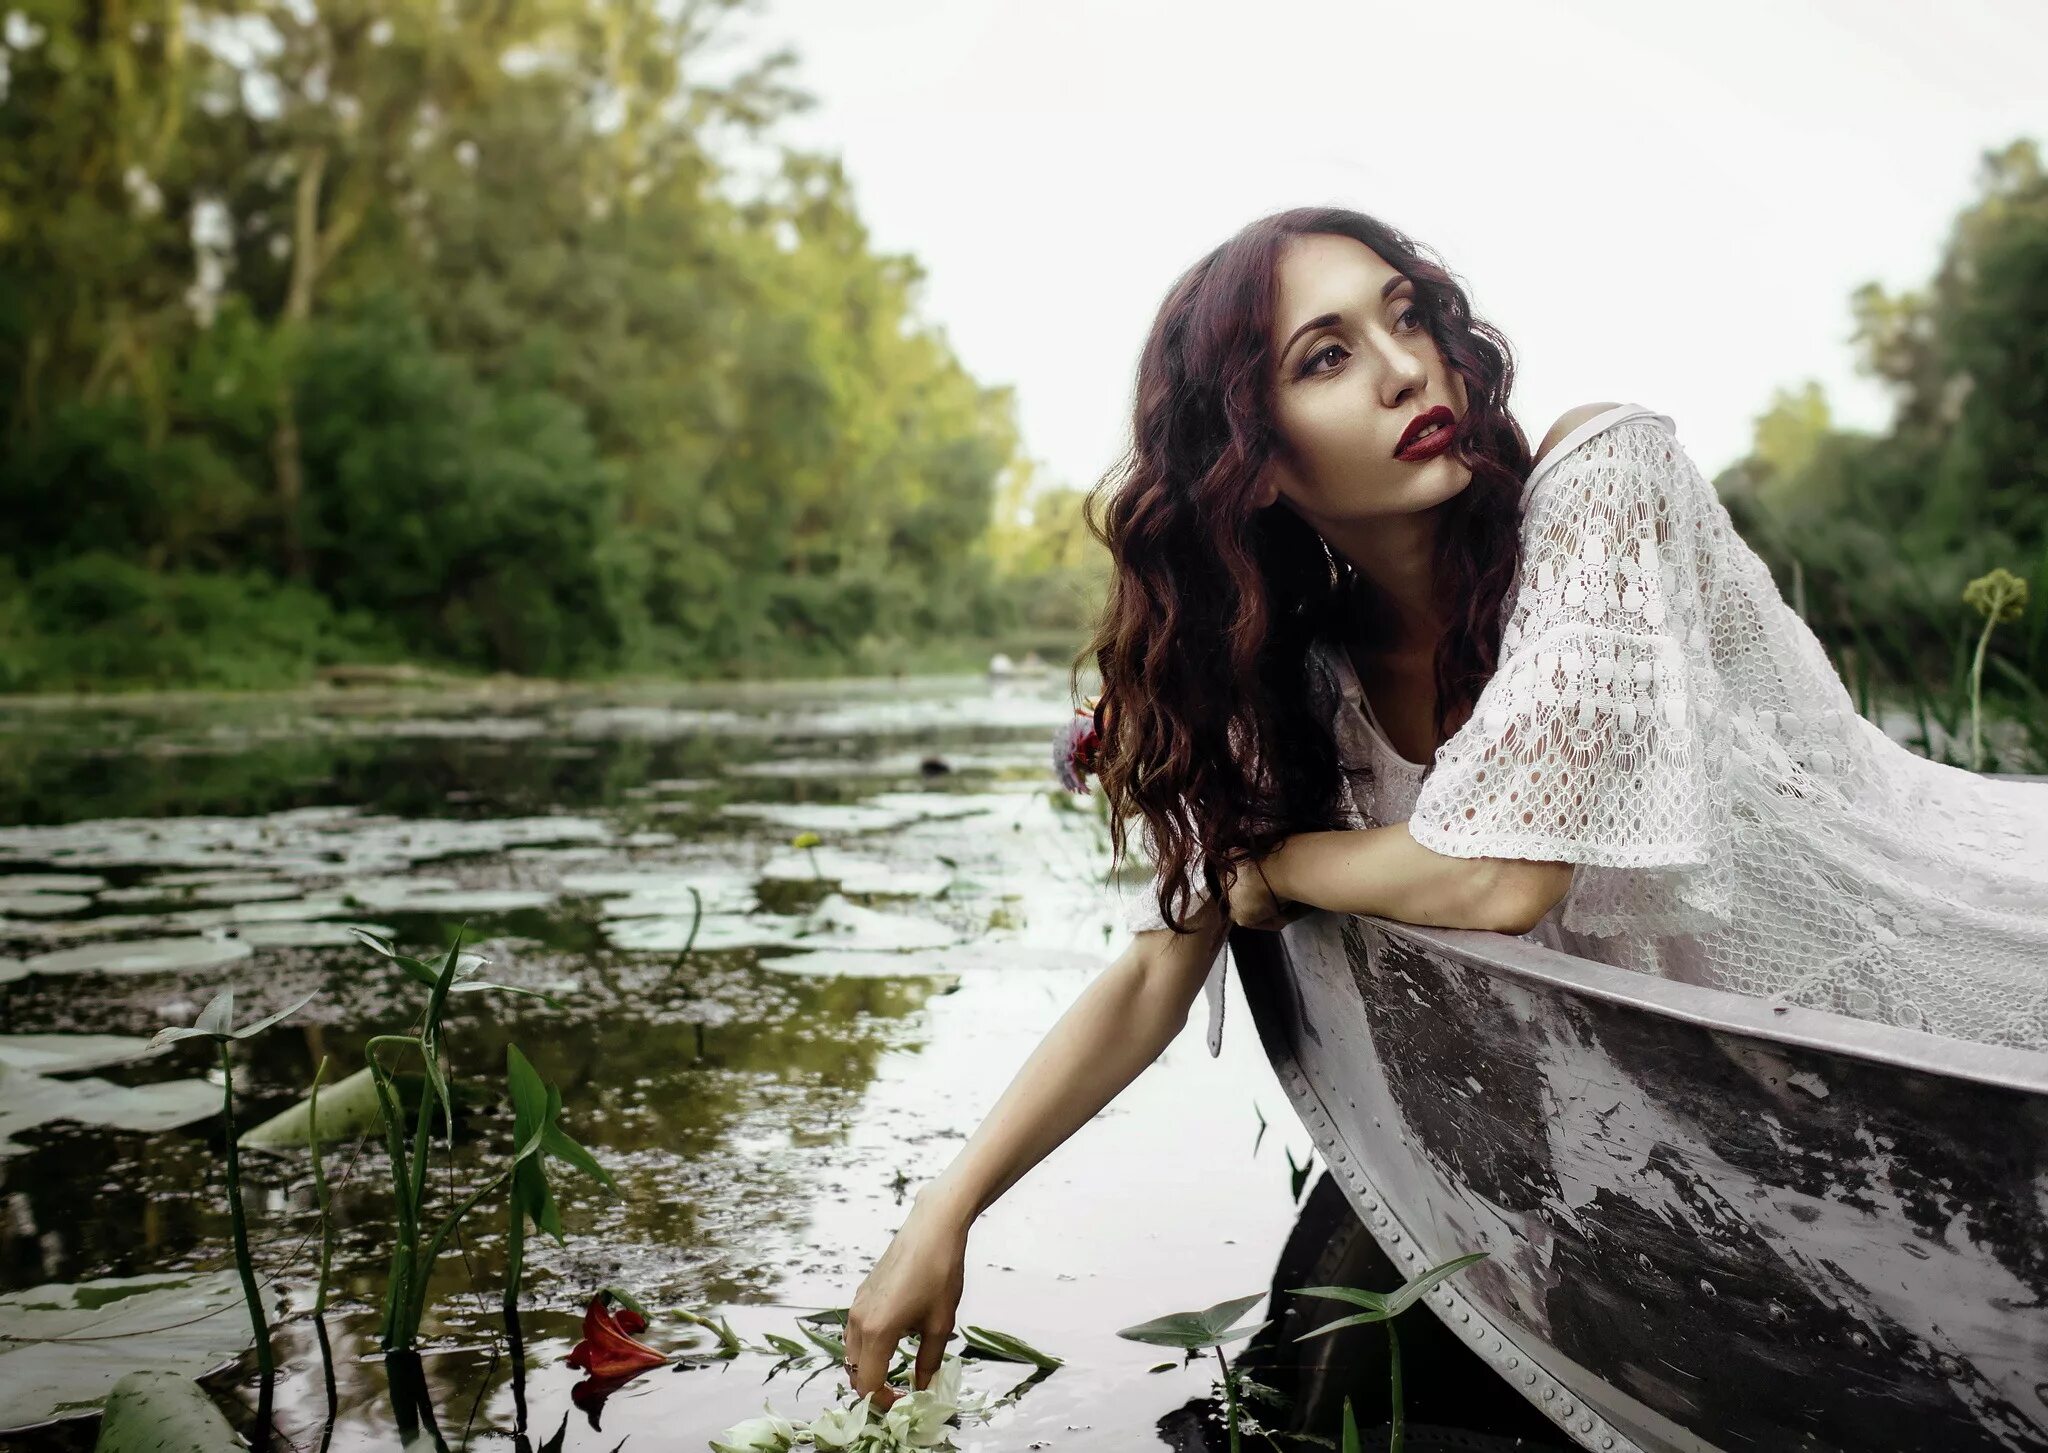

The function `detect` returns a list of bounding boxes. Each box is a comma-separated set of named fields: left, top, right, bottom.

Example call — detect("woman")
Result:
left=840, top=207, right=2048, bottom=1408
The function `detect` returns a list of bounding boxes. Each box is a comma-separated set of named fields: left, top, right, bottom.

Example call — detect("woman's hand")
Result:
left=843, top=1193, right=971, bottom=1410
left=1222, top=850, right=1303, bottom=931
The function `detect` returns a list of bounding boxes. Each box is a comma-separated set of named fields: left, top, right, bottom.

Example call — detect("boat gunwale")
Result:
left=1342, top=912, right=2048, bottom=1097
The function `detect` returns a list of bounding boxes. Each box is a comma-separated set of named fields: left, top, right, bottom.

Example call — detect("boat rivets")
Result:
left=1698, top=1279, right=1716, bottom=1297
left=1561, top=1401, right=1575, bottom=1416
left=1601, top=1440, right=1615, bottom=1450
left=1389, top=1231, right=1402, bottom=1243
left=1401, top=1248, right=1418, bottom=1262
left=1542, top=1387, right=1556, bottom=1400
left=1850, top=1332, right=1869, bottom=1350
left=1767, top=1302, right=1788, bottom=1323
left=1938, top=1355, right=1962, bottom=1377
left=1458, top=1311, right=1470, bottom=1323
left=1637, top=1253, right=1652, bottom=1270
left=1580, top=1420, right=1594, bottom=1434
left=1522, top=1371, right=1537, bottom=1385
left=1507, top=1357, right=1519, bottom=1368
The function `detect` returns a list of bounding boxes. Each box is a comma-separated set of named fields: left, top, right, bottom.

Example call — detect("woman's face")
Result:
left=1254, top=233, right=1473, bottom=529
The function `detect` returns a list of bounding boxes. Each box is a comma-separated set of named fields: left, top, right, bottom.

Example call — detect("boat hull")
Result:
left=1232, top=914, right=2048, bottom=1453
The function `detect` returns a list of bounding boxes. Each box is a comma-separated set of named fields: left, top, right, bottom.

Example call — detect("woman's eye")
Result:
left=1397, top=305, right=1423, bottom=331
left=1303, top=342, right=1346, bottom=376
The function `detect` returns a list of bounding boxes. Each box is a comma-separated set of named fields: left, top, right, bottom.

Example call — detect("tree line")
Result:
left=0, top=0, right=1101, bottom=690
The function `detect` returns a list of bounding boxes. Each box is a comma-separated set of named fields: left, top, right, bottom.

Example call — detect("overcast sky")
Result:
left=730, top=0, right=2045, bottom=495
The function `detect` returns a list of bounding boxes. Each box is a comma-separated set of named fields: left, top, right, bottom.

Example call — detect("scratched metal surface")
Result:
left=1231, top=914, right=2048, bottom=1453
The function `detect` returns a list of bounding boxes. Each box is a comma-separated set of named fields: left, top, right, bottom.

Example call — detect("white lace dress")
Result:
left=1116, top=402, right=2048, bottom=1057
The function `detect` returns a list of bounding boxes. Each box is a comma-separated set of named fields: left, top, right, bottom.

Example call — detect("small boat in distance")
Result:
left=1228, top=779, right=2048, bottom=1453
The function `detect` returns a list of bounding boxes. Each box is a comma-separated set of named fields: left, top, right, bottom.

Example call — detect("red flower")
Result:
left=1053, top=693, right=1110, bottom=793
left=565, top=1292, right=667, bottom=1382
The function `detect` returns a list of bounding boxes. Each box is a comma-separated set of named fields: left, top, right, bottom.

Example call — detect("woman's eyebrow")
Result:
left=1279, top=275, right=1411, bottom=359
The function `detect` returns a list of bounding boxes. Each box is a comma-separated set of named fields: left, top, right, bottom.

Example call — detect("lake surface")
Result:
left=0, top=676, right=1578, bottom=1450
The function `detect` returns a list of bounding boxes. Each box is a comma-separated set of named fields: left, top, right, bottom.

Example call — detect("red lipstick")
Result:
left=1394, top=405, right=1456, bottom=462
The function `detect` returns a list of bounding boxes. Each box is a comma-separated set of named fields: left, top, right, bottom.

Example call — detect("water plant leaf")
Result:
left=506, top=1045, right=550, bottom=1163
left=1342, top=1396, right=1362, bottom=1453
left=194, top=989, right=236, bottom=1039
left=798, top=1321, right=845, bottom=1359
left=0, top=1271, right=248, bottom=1430
left=1380, top=1252, right=1490, bottom=1317
left=346, top=926, right=440, bottom=990
left=238, top=1063, right=421, bottom=1149
left=1114, top=1293, right=1268, bottom=1350
left=230, top=989, right=319, bottom=1040
left=762, top=1331, right=811, bottom=1360
left=92, top=1368, right=242, bottom=1452
left=540, top=1107, right=618, bottom=1196
left=675, top=1306, right=744, bottom=1357
left=959, top=1324, right=1064, bottom=1369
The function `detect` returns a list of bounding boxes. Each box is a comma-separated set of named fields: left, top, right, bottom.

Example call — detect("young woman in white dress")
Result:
left=837, top=208, right=2048, bottom=1409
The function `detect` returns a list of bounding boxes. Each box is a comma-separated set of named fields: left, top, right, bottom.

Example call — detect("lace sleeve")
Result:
left=1406, top=417, right=1737, bottom=937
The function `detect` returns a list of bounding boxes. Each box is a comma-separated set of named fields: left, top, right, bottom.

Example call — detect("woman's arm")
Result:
left=915, top=896, right=1228, bottom=1225
left=844, top=900, right=1229, bottom=1404
left=1260, top=821, right=1571, bottom=934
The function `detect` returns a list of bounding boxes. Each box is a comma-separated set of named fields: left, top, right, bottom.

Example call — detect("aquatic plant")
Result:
left=1117, top=1293, right=1270, bottom=1452
left=149, top=985, right=318, bottom=1399
left=504, top=1045, right=619, bottom=1329
left=1291, top=1251, right=1491, bottom=1453
left=1962, top=566, right=2029, bottom=771
left=344, top=924, right=588, bottom=1352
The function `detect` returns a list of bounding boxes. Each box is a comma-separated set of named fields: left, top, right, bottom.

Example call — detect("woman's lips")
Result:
left=1394, top=415, right=1455, bottom=462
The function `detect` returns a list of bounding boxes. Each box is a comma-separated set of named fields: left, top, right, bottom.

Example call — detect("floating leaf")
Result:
left=92, top=1369, right=241, bottom=1452
left=0, top=1063, right=216, bottom=1158
left=21, top=936, right=253, bottom=979
left=0, top=1272, right=248, bottom=1429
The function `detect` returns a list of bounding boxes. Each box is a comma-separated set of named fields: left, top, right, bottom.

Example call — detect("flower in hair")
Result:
left=1053, top=694, right=1108, bottom=793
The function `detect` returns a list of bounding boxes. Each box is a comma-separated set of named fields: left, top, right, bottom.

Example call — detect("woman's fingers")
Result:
left=845, top=1319, right=902, bottom=1410
left=911, top=1321, right=951, bottom=1391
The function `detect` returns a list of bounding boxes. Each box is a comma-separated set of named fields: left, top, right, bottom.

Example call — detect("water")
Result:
left=0, top=676, right=1570, bottom=1450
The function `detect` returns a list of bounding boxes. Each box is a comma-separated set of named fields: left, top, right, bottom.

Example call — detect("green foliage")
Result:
left=0, top=0, right=1092, bottom=691
left=1726, top=139, right=2048, bottom=766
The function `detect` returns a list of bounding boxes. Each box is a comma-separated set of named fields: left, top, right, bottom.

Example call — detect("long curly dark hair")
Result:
left=1075, top=207, right=1535, bottom=933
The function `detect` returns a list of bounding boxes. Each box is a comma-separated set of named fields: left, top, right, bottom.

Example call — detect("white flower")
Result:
left=808, top=1394, right=875, bottom=1450
left=710, top=1400, right=799, bottom=1452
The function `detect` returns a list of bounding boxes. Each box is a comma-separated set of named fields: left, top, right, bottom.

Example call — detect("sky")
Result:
left=726, top=0, right=2046, bottom=495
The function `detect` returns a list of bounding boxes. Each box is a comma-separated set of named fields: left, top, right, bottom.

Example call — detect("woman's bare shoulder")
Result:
left=1532, top=401, right=1625, bottom=473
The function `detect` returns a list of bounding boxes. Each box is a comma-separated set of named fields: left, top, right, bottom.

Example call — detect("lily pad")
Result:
left=19, top=937, right=254, bottom=978
left=0, top=893, right=92, bottom=916
left=788, top=895, right=959, bottom=952
left=0, top=1271, right=249, bottom=1430
left=1, top=874, right=107, bottom=892
left=227, top=919, right=395, bottom=949
left=0, top=1062, right=218, bottom=1155
left=92, top=1368, right=241, bottom=1451
left=605, top=913, right=808, bottom=953
left=0, top=1034, right=159, bottom=1076
left=758, top=848, right=951, bottom=897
